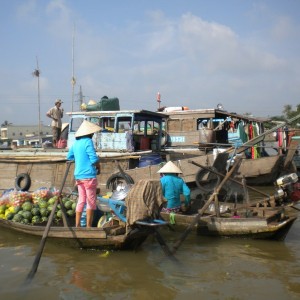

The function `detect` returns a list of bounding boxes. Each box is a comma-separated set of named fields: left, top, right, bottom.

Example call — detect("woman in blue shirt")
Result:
left=158, top=161, right=191, bottom=213
left=67, top=120, right=101, bottom=227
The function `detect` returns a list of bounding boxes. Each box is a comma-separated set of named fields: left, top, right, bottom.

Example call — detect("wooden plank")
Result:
left=283, top=139, right=300, bottom=169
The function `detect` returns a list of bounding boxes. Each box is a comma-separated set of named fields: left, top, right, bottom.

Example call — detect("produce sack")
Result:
left=99, top=96, right=120, bottom=111
left=32, top=187, right=53, bottom=203
left=8, top=190, right=32, bottom=207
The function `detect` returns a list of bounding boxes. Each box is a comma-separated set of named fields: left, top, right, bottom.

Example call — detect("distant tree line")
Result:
left=269, top=104, right=300, bottom=128
left=1, top=120, right=12, bottom=127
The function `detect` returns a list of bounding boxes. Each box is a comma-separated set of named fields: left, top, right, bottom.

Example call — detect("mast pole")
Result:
left=35, top=56, right=41, bottom=145
left=71, top=24, right=76, bottom=112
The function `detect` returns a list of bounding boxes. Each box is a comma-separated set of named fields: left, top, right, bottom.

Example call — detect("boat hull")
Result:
left=0, top=218, right=150, bottom=250
left=160, top=210, right=297, bottom=241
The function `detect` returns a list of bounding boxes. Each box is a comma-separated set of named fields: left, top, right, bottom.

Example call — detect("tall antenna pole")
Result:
left=79, top=85, right=83, bottom=107
left=33, top=57, right=41, bottom=145
left=71, top=24, right=76, bottom=112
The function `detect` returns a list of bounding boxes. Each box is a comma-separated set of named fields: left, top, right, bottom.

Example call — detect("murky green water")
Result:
left=1, top=205, right=300, bottom=299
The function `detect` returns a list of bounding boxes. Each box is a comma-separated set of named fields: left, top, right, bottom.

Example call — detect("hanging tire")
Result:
left=15, top=173, right=31, bottom=191
left=195, top=167, right=221, bottom=193
left=106, top=172, right=134, bottom=191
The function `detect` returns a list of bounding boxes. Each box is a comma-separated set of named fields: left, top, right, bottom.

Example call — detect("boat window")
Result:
left=88, top=117, right=101, bottom=126
left=70, top=118, right=84, bottom=133
left=116, top=116, right=132, bottom=133
left=101, top=117, right=115, bottom=132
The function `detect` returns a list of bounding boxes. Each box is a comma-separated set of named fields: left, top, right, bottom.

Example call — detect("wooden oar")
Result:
left=26, top=161, right=72, bottom=282
left=172, top=158, right=242, bottom=254
left=153, top=228, right=174, bottom=257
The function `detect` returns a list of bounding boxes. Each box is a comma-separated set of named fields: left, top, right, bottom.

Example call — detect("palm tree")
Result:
left=1, top=120, right=12, bottom=127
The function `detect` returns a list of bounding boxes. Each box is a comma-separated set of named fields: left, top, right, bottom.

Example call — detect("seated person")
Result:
left=158, top=161, right=191, bottom=213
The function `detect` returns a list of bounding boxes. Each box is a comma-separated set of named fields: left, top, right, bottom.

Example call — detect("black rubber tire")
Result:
left=15, top=173, right=31, bottom=191
left=195, top=167, right=221, bottom=193
left=106, top=172, right=134, bottom=191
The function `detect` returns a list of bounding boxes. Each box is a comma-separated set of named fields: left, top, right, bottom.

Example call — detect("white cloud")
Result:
left=16, top=0, right=38, bottom=22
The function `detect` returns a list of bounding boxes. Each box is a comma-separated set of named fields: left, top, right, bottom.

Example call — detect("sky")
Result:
left=0, top=0, right=300, bottom=126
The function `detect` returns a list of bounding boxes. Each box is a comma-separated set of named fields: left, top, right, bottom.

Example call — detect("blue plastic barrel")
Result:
left=139, top=154, right=163, bottom=167
left=80, top=204, right=87, bottom=227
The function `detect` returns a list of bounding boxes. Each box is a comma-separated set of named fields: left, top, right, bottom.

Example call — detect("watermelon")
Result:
left=72, top=202, right=76, bottom=210
left=22, top=218, right=30, bottom=225
left=32, top=215, right=41, bottom=224
left=12, top=214, right=23, bottom=223
left=22, top=211, right=32, bottom=220
left=64, top=200, right=73, bottom=210
left=31, top=207, right=40, bottom=216
left=56, top=210, right=62, bottom=219
left=38, top=200, right=48, bottom=209
left=47, top=204, right=54, bottom=212
left=67, top=209, right=75, bottom=217
left=41, top=216, right=48, bottom=222
left=13, top=206, right=22, bottom=214
left=22, top=202, right=33, bottom=212
left=48, top=197, right=57, bottom=205
left=40, top=207, right=49, bottom=217
left=6, top=212, right=15, bottom=220
left=62, top=197, right=69, bottom=204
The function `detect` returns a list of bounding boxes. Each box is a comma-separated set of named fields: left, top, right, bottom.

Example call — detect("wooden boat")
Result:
left=159, top=108, right=299, bottom=186
left=160, top=164, right=299, bottom=242
left=161, top=207, right=297, bottom=241
left=0, top=109, right=298, bottom=196
left=0, top=109, right=168, bottom=194
left=0, top=179, right=169, bottom=251
left=0, top=217, right=152, bottom=249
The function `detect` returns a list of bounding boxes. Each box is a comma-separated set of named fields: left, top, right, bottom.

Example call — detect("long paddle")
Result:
left=26, top=161, right=72, bottom=282
left=172, top=157, right=242, bottom=254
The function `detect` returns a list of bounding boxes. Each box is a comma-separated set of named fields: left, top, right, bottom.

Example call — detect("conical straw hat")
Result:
left=75, top=120, right=102, bottom=137
left=157, top=161, right=182, bottom=174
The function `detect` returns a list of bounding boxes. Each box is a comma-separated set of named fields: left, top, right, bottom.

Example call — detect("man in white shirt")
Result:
left=46, top=99, right=64, bottom=147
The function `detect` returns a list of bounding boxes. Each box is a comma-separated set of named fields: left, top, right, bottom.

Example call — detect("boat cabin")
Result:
left=66, top=110, right=167, bottom=152
left=160, top=108, right=269, bottom=151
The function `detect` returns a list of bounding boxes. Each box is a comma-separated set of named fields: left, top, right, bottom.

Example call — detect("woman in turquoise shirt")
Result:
left=67, top=120, right=101, bottom=227
left=158, top=161, right=191, bottom=213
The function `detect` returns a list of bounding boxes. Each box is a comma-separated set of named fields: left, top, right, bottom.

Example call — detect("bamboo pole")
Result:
left=172, top=157, right=242, bottom=254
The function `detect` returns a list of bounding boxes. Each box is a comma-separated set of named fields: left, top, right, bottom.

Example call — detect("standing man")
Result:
left=46, top=99, right=64, bottom=147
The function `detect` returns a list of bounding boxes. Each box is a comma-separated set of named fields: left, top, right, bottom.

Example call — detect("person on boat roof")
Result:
left=158, top=161, right=191, bottom=213
left=67, top=120, right=101, bottom=227
left=46, top=99, right=64, bottom=148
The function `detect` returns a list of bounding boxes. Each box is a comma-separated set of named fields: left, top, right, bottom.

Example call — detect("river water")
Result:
left=0, top=202, right=300, bottom=299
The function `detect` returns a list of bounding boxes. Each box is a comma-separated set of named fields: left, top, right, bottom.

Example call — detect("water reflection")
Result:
left=0, top=210, right=300, bottom=299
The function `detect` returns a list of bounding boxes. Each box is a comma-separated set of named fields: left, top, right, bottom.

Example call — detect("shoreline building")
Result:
left=0, top=124, right=52, bottom=147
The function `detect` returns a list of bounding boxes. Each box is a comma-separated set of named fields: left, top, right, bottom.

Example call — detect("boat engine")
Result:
left=274, top=173, right=299, bottom=202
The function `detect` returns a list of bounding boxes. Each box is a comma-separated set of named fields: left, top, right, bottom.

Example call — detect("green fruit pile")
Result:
left=0, top=190, right=77, bottom=225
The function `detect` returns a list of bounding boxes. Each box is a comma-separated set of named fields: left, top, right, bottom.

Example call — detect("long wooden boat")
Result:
left=161, top=207, right=297, bottom=241
left=0, top=218, right=151, bottom=249
left=0, top=109, right=298, bottom=196
left=159, top=108, right=299, bottom=186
